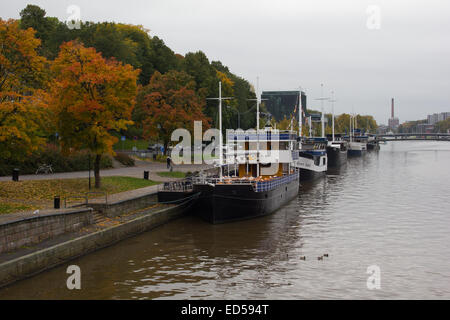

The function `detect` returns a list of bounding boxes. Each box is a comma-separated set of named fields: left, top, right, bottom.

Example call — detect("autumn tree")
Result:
left=139, top=70, right=210, bottom=154
left=435, top=118, right=450, bottom=133
left=0, top=19, right=49, bottom=162
left=275, top=116, right=293, bottom=130
left=51, top=41, right=139, bottom=188
left=333, top=113, right=377, bottom=134
left=215, top=70, right=237, bottom=129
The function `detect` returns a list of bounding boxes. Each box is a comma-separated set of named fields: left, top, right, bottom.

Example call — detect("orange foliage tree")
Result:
left=51, top=41, right=139, bottom=188
left=139, top=70, right=210, bottom=154
left=0, top=19, right=48, bottom=162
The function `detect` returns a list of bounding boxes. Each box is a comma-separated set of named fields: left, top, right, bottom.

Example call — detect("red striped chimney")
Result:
left=391, top=98, right=394, bottom=118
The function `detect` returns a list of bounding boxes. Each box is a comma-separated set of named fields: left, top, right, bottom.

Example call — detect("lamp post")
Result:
left=88, top=153, right=91, bottom=190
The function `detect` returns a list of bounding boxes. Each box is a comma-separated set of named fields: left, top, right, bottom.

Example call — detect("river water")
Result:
left=1, top=141, right=449, bottom=299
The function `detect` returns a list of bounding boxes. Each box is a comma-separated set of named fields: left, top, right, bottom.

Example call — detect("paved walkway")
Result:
left=0, top=160, right=212, bottom=182
left=88, top=184, right=160, bottom=204
left=0, top=207, right=91, bottom=226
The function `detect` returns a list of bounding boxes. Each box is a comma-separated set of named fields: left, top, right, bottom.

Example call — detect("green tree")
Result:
left=181, top=51, right=220, bottom=125
left=19, top=4, right=69, bottom=59
left=149, top=36, right=179, bottom=74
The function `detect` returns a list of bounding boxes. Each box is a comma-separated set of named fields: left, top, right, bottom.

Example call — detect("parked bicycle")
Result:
left=36, top=164, right=53, bottom=174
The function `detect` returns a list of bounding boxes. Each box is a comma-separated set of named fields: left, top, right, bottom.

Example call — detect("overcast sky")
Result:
left=2, top=0, right=450, bottom=124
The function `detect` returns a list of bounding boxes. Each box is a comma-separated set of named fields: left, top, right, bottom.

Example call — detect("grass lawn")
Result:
left=113, top=139, right=149, bottom=151
left=0, top=203, right=38, bottom=215
left=156, top=171, right=187, bottom=178
left=0, top=176, right=159, bottom=214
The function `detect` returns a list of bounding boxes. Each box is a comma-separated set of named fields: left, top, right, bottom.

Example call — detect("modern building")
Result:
left=428, top=112, right=450, bottom=125
left=388, top=98, right=399, bottom=130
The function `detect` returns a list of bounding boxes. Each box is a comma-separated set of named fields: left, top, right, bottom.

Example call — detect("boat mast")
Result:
left=315, top=83, right=328, bottom=138
left=321, top=84, right=325, bottom=138
left=219, top=81, right=222, bottom=180
left=309, top=116, right=312, bottom=137
left=256, top=77, right=260, bottom=177
left=206, top=81, right=233, bottom=181
left=298, top=88, right=302, bottom=138
left=247, top=77, right=267, bottom=178
left=349, top=114, right=353, bottom=143
left=256, top=76, right=260, bottom=131
left=330, top=91, right=336, bottom=142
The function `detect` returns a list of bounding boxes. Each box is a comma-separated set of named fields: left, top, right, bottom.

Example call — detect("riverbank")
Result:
left=0, top=183, right=197, bottom=288
left=0, top=163, right=213, bottom=288
left=2, top=142, right=448, bottom=299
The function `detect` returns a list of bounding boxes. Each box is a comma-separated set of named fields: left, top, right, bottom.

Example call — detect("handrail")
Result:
left=86, top=191, right=108, bottom=205
left=64, top=195, right=88, bottom=208
left=158, top=180, right=193, bottom=192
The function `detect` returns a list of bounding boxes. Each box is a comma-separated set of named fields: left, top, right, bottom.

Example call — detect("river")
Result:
left=0, top=141, right=449, bottom=299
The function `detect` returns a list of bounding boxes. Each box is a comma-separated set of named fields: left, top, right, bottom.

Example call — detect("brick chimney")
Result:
left=391, top=98, right=394, bottom=118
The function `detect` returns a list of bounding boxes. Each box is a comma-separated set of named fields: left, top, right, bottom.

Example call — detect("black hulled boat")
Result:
left=192, top=128, right=300, bottom=224
left=326, top=134, right=348, bottom=167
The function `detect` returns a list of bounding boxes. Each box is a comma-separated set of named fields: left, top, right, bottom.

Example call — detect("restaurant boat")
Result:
left=192, top=127, right=300, bottom=224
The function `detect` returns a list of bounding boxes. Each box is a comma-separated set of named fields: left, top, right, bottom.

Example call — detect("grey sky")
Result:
left=2, top=0, right=450, bottom=124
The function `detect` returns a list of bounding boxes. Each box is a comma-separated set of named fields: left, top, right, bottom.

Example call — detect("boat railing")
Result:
left=192, top=176, right=257, bottom=186
left=254, top=172, right=299, bottom=192
left=159, top=180, right=193, bottom=192
left=192, top=171, right=299, bottom=192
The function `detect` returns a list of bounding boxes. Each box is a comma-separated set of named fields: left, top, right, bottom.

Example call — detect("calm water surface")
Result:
left=1, top=141, right=449, bottom=299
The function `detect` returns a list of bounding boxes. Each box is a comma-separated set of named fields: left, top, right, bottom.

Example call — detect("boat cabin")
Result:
left=225, top=128, right=298, bottom=179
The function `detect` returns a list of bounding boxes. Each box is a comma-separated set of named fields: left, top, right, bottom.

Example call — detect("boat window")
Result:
left=314, top=156, right=320, bottom=166
left=300, top=152, right=314, bottom=160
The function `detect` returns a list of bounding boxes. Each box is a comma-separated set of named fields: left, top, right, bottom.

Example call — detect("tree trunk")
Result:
left=164, top=141, right=168, bottom=156
left=94, top=154, right=101, bottom=189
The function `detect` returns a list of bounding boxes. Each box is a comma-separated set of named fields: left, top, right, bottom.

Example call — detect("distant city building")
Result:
left=388, top=118, right=399, bottom=130
left=377, top=124, right=389, bottom=134
left=427, top=112, right=450, bottom=125
left=388, top=98, right=399, bottom=130
left=417, top=123, right=435, bottom=134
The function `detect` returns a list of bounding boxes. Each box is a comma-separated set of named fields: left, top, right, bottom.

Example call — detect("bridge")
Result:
left=376, top=133, right=450, bottom=141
